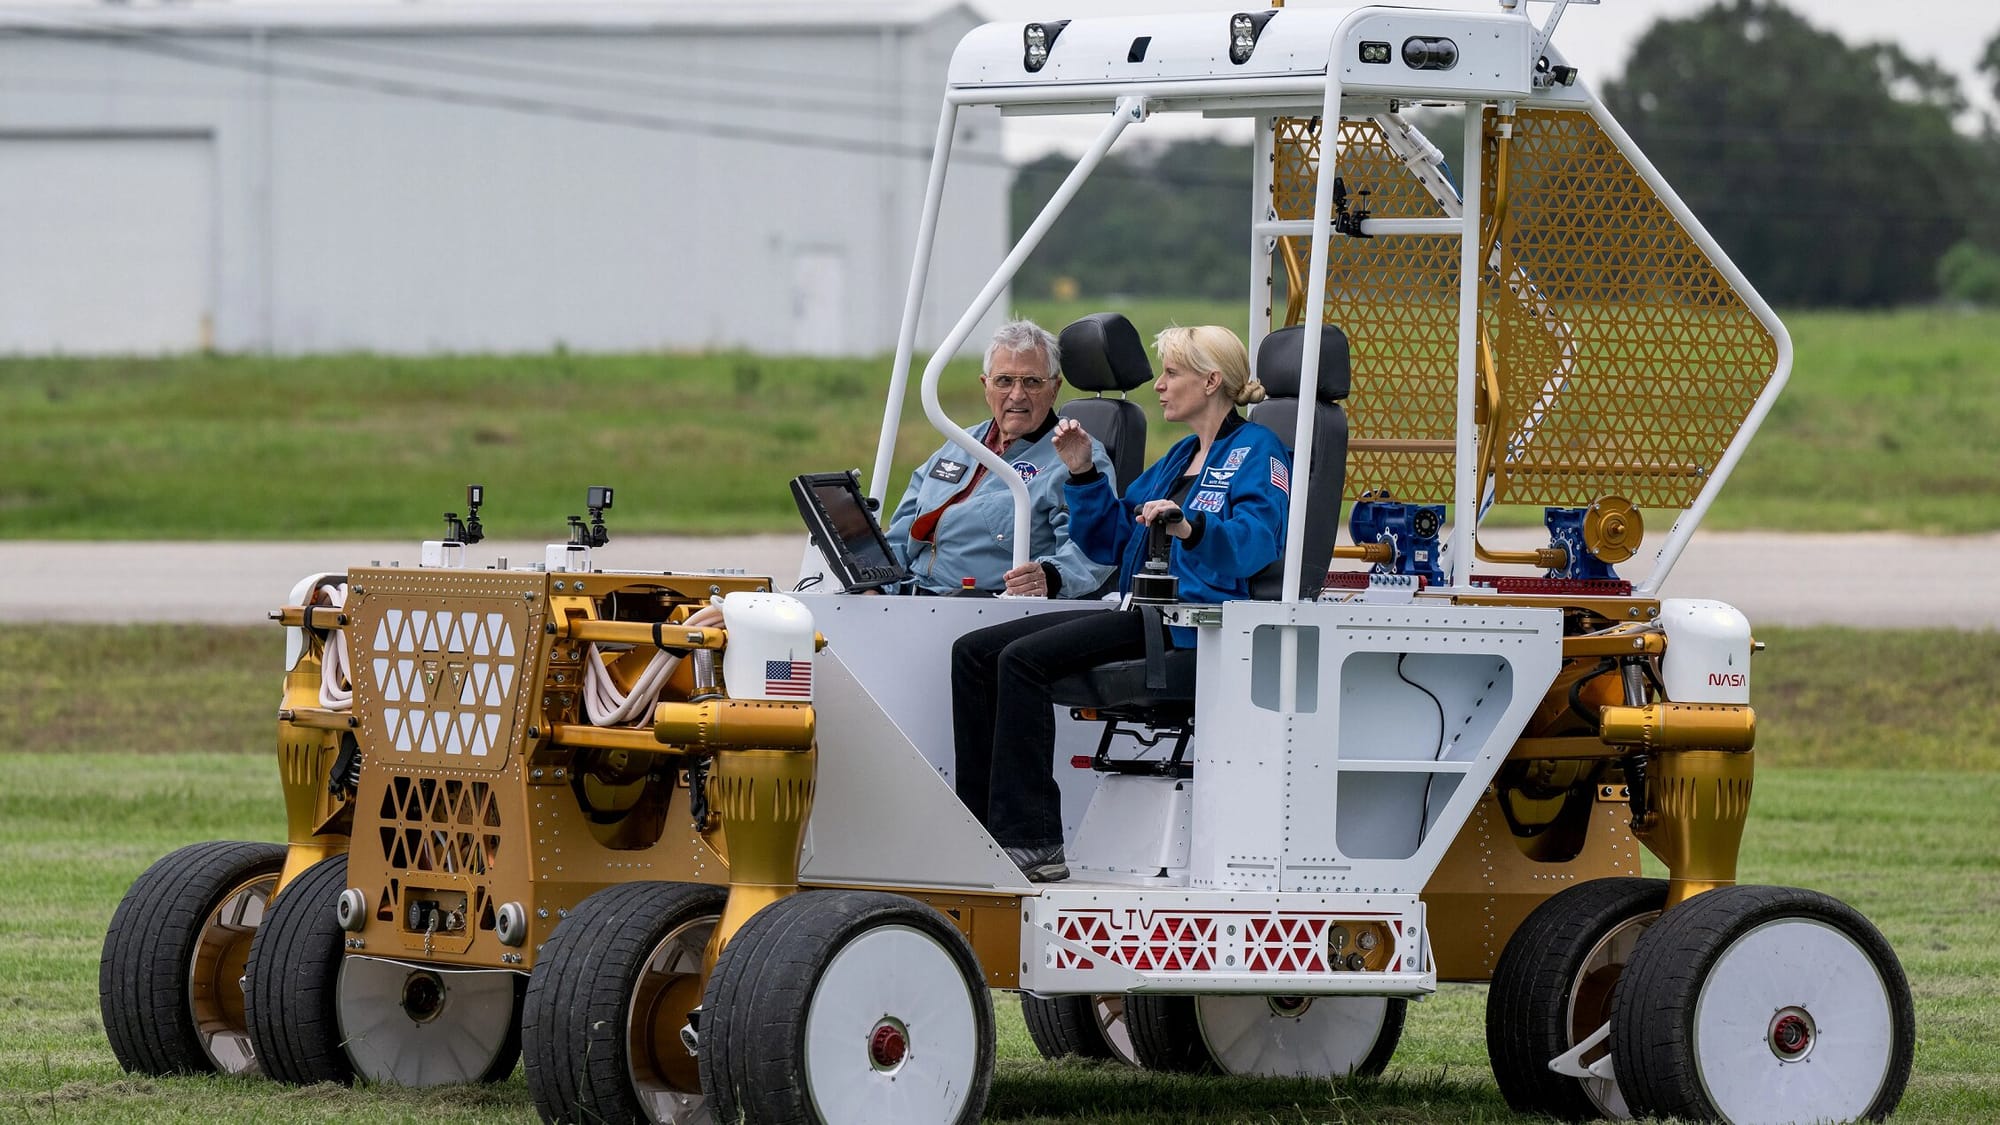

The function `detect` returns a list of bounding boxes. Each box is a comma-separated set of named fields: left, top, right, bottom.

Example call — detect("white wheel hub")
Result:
left=336, top=957, right=517, bottom=1086
left=1194, top=994, right=1390, bottom=1077
left=1692, top=918, right=1897, bottom=1125
left=804, top=924, right=979, bottom=1125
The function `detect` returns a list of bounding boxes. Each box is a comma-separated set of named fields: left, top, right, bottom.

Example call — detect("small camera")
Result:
left=587, top=485, right=613, bottom=511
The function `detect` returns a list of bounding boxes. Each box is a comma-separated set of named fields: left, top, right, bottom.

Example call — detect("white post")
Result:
left=868, top=102, right=960, bottom=504
left=916, top=97, right=1148, bottom=569
left=1280, top=75, right=1344, bottom=609
left=1447, top=107, right=1487, bottom=590
left=1247, top=116, right=1276, bottom=362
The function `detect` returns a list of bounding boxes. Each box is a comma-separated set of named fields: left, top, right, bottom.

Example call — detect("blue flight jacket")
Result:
left=885, top=420, right=1118, bottom=596
left=1066, top=411, right=1290, bottom=638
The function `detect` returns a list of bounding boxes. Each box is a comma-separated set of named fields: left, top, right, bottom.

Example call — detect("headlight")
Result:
left=1228, top=11, right=1277, bottom=65
left=1023, top=21, right=1069, bottom=73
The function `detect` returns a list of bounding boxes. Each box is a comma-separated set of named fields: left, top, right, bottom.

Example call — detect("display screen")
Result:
left=812, top=480, right=898, bottom=573
left=791, top=471, right=910, bottom=592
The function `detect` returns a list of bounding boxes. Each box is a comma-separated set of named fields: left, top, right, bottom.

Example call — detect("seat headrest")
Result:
left=1058, top=312, right=1153, bottom=394
left=1256, top=324, right=1351, bottom=403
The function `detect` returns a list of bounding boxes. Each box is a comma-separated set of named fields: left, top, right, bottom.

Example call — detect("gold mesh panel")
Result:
left=1275, top=116, right=1461, bottom=503
left=1269, top=110, right=1778, bottom=509
left=1483, top=108, right=1776, bottom=508
left=376, top=776, right=503, bottom=876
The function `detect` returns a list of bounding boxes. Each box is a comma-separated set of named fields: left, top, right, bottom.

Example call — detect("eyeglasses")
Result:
left=986, top=374, right=1055, bottom=392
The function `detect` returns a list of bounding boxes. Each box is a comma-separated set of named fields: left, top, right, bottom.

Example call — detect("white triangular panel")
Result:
left=498, top=626, right=515, bottom=657
left=417, top=711, right=438, bottom=755
left=374, top=658, right=393, bottom=700
left=479, top=713, right=501, bottom=757
left=373, top=619, right=389, bottom=651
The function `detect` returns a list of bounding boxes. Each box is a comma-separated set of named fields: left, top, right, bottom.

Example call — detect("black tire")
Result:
left=243, top=853, right=354, bottom=1085
left=522, top=881, right=726, bottom=1124
left=1019, top=993, right=1132, bottom=1064
left=99, top=840, right=287, bottom=1076
left=1487, top=876, right=1667, bottom=1120
left=1612, top=884, right=1915, bottom=1124
left=1124, top=994, right=1214, bottom=1073
left=699, top=889, right=995, bottom=1125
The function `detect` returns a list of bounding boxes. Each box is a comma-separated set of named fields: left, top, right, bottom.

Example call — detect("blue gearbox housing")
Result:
left=1347, top=493, right=1446, bottom=584
left=1543, top=506, right=1620, bottom=581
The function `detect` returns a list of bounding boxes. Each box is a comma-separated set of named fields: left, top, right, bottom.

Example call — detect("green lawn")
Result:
left=2, top=305, right=1996, bottom=538
left=0, top=624, right=1996, bottom=1121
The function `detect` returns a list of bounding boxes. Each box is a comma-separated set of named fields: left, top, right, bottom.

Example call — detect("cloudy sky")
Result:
left=975, top=0, right=1999, bottom=157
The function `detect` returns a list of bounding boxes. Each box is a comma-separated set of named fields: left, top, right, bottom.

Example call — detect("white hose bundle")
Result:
left=315, top=582, right=354, bottom=711
left=582, top=605, right=723, bottom=726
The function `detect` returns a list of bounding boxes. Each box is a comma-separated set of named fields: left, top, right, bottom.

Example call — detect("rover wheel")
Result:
left=699, top=890, right=994, bottom=1125
left=1194, top=994, right=1405, bottom=1077
left=1124, top=994, right=1211, bottom=1073
left=339, top=958, right=523, bottom=1085
left=1019, top=993, right=1137, bottom=1065
left=99, top=840, right=287, bottom=1076
left=243, top=853, right=354, bottom=1085
left=1487, top=876, right=1667, bottom=1120
left=522, top=881, right=725, bottom=1124
left=1612, top=884, right=1914, bottom=1125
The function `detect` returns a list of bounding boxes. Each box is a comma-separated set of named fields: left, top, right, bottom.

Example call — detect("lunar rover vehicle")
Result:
left=101, top=3, right=1913, bottom=1123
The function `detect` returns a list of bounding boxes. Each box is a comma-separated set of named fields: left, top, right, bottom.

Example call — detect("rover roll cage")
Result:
left=869, top=1, right=1790, bottom=608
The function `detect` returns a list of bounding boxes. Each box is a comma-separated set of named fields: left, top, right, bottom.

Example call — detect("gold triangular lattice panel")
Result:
left=1270, top=109, right=1778, bottom=510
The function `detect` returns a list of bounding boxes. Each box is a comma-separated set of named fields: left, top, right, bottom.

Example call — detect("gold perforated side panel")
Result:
left=1270, top=110, right=1779, bottom=509
left=1275, top=116, right=1461, bottom=503
left=1483, top=108, right=1777, bottom=508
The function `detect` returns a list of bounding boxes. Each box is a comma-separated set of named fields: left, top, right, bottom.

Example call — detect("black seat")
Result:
left=1047, top=323, right=1353, bottom=775
left=1056, top=312, right=1151, bottom=490
left=1246, top=323, right=1351, bottom=601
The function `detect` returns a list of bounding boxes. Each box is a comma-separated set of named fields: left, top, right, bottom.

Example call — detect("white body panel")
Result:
left=799, top=592, right=1557, bottom=997
left=1070, top=775, right=1192, bottom=882
left=799, top=594, right=1111, bottom=836
left=1187, top=600, right=1562, bottom=893
left=1021, top=888, right=1432, bottom=996
left=718, top=592, right=818, bottom=703
left=1659, top=598, right=1753, bottom=704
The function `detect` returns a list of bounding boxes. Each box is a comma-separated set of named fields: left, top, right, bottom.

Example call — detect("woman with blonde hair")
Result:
left=950, top=325, right=1292, bottom=881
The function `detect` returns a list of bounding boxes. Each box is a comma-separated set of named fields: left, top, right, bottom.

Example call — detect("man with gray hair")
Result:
left=883, top=319, right=1116, bottom=597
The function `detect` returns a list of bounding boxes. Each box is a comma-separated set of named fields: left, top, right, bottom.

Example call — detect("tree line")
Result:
left=1010, top=1, right=2000, bottom=308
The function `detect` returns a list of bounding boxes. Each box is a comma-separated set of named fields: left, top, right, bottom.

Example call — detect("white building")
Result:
left=0, top=0, right=1005, bottom=355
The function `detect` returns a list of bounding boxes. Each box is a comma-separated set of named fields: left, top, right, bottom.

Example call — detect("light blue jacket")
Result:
left=885, top=420, right=1117, bottom=596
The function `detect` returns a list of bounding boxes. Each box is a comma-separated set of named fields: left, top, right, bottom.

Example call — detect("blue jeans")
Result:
left=950, top=608, right=1163, bottom=849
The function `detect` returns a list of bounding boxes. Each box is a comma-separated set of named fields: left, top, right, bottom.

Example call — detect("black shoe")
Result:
left=1005, top=844, right=1069, bottom=882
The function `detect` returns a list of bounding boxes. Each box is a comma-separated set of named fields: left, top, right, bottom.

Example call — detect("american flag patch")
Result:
left=1270, top=456, right=1290, bottom=494
left=765, top=659, right=812, bottom=697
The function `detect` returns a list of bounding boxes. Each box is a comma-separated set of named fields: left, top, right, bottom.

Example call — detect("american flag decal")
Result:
left=1270, top=456, right=1290, bottom=494
left=765, top=659, right=812, bottom=697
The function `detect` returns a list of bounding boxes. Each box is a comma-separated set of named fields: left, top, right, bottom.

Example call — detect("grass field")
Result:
left=2, top=305, right=1996, bottom=539
left=1, top=624, right=1996, bottom=1122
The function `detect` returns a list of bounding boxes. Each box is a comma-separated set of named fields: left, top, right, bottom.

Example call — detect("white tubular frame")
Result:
left=869, top=102, right=962, bottom=503
left=1449, top=107, right=1487, bottom=590
left=872, top=32, right=1786, bottom=596
left=912, top=96, right=1148, bottom=571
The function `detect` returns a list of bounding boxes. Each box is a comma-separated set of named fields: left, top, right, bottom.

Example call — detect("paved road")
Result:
left=2, top=530, right=1995, bottom=630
